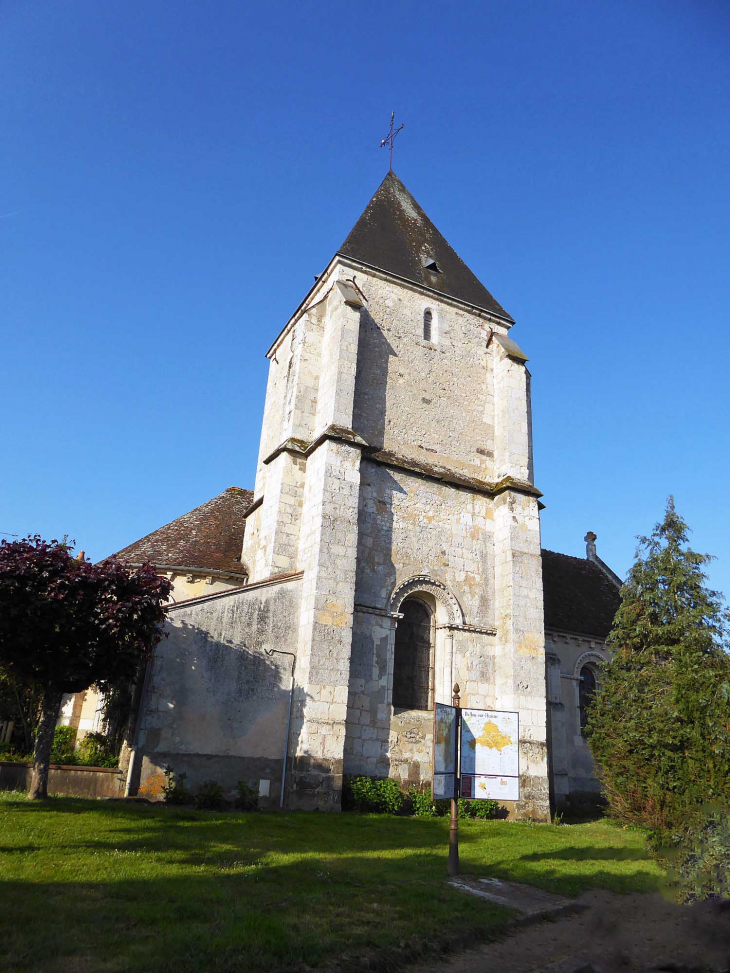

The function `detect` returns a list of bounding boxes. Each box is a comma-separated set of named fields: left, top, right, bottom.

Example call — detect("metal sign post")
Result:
left=433, top=690, right=521, bottom=877
left=448, top=683, right=461, bottom=877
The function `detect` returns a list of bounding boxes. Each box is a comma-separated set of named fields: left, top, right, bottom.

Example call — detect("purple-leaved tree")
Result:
left=0, top=536, right=171, bottom=800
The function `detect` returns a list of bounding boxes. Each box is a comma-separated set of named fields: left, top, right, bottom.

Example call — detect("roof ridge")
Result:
left=338, top=171, right=512, bottom=320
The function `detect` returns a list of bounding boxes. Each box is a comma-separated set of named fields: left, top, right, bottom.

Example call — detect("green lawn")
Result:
left=0, top=793, right=664, bottom=973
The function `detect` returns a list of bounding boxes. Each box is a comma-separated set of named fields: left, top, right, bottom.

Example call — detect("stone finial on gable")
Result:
left=584, top=531, right=622, bottom=587
left=584, top=531, right=597, bottom=560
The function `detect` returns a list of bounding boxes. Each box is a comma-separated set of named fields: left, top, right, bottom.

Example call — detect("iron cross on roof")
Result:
left=380, top=111, right=404, bottom=170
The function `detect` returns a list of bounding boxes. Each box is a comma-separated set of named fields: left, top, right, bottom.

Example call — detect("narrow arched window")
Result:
left=579, top=665, right=597, bottom=733
left=393, top=599, right=433, bottom=710
left=423, top=309, right=433, bottom=342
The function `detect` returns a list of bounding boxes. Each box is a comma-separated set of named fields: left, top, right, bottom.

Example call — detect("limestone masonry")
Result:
left=99, top=171, right=621, bottom=816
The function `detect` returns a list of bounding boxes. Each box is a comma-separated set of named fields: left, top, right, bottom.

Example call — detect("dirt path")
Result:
left=410, top=889, right=730, bottom=973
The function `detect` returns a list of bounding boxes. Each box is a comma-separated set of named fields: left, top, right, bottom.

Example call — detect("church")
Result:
left=109, top=171, right=621, bottom=819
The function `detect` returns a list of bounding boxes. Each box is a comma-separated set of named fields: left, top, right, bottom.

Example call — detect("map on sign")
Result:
left=432, top=703, right=457, bottom=800
left=460, top=708, right=519, bottom=801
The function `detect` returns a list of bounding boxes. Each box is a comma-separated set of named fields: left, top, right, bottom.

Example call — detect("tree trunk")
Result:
left=28, top=687, right=63, bottom=800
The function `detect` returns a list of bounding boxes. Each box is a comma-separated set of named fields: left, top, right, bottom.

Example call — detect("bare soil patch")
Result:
left=409, top=889, right=730, bottom=973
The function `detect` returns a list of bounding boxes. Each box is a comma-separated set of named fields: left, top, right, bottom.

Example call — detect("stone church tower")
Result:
left=112, top=170, right=619, bottom=822
left=238, top=171, right=550, bottom=817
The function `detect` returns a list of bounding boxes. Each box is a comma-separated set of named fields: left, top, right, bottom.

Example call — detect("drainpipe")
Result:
left=264, top=648, right=296, bottom=809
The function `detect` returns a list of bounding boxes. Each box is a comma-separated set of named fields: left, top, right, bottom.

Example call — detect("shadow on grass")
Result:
left=519, top=846, right=653, bottom=863
left=0, top=852, right=514, bottom=973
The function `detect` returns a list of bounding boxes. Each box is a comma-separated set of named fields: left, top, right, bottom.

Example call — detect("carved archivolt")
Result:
left=388, top=576, right=464, bottom=626
left=573, top=650, right=607, bottom=678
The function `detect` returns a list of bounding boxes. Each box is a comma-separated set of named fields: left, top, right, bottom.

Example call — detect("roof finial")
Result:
left=379, top=111, right=404, bottom=171
left=584, top=531, right=597, bottom=560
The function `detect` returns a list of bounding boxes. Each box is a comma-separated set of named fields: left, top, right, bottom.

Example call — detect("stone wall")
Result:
left=0, top=762, right=126, bottom=799
left=132, top=575, right=302, bottom=803
left=351, top=269, right=506, bottom=481
left=546, top=629, right=610, bottom=808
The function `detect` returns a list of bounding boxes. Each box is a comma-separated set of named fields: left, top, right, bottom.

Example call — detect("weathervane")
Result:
left=380, top=111, right=404, bottom=171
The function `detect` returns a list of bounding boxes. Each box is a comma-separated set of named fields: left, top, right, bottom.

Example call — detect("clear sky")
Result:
left=2, top=1, right=729, bottom=599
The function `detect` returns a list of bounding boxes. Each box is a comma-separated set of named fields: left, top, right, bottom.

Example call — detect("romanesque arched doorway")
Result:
left=392, top=598, right=433, bottom=710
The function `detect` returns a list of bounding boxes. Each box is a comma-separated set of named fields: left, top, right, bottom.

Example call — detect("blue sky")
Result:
left=2, top=0, right=729, bottom=599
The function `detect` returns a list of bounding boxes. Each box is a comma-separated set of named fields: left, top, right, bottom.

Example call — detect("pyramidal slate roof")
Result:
left=111, top=487, right=253, bottom=576
left=541, top=549, right=622, bottom=639
left=338, top=170, right=513, bottom=321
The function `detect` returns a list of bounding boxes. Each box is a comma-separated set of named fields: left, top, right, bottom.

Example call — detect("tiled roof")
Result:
left=542, top=549, right=622, bottom=639
left=338, top=171, right=513, bottom=321
left=111, top=487, right=253, bottom=576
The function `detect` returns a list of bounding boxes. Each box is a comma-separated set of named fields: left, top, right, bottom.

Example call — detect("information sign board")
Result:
left=432, top=702, right=457, bottom=800
left=460, top=708, right=519, bottom=801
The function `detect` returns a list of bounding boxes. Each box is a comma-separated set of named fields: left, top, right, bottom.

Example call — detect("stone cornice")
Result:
left=354, top=603, right=402, bottom=619
left=265, top=253, right=514, bottom=360
left=363, top=449, right=543, bottom=501
left=303, top=424, right=368, bottom=457
left=262, top=436, right=310, bottom=466
left=436, top=623, right=497, bottom=636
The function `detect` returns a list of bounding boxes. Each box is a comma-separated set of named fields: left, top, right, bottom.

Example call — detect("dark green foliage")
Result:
left=343, top=777, right=501, bottom=820
left=50, top=726, right=77, bottom=765
left=658, top=808, right=730, bottom=903
left=0, top=742, right=29, bottom=763
left=460, top=798, right=500, bottom=819
left=0, top=728, right=118, bottom=768
left=194, top=780, right=227, bottom=811
left=76, top=731, right=118, bottom=768
left=408, top=788, right=439, bottom=817
left=587, top=498, right=730, bottom=831
left=234, top=780, right=259, bottom=811
left=0, top=668, right=42, bottom=752
left=343, top=776, right=406, bottom=814
left=161, top=765, right=190, bottom=805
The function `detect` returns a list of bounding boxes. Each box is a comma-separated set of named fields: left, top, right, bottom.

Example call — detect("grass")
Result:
left=0, top=792, right=665, bottom=973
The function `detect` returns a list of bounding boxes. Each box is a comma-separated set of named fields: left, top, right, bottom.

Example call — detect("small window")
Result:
left=423, top=309, right=433, bottom=342
left=579, top=665, right=597, bottom=733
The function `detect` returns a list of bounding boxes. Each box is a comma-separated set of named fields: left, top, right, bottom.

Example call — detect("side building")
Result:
left=58, top=487, right=252, bottom=742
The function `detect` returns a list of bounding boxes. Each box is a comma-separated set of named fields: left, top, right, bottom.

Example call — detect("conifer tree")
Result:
left=587, top=498, right=730, bottom=831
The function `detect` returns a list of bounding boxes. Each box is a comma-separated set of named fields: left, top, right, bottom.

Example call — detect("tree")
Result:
left=0, top=536, right=171, bottom=799
left=587, top=498, right=730, bottom=831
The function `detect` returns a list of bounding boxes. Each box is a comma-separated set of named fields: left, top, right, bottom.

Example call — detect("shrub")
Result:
left=0, top=742, right=30, bottom=763
left=76, top=731, right=118, bottom=768
left=344, top=776, right=406, bottom=814
left=660, top=808, right=730, bottom=904
left=234, top=781, right=259, bottom=812
left=460, top=798, right=500, bottom=819
left=408, top=787, right=439, bottom=817
left=162, top=765, right=190, bottom=805
left=194, top=780, right=227, bottom=811
left=50, top=725, right=77, bottom=765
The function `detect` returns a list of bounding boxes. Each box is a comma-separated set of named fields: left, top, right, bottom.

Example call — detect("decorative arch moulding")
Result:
left=573, top=650, right=608, bottom=678
left=388, top=575, right=465, bottom=627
